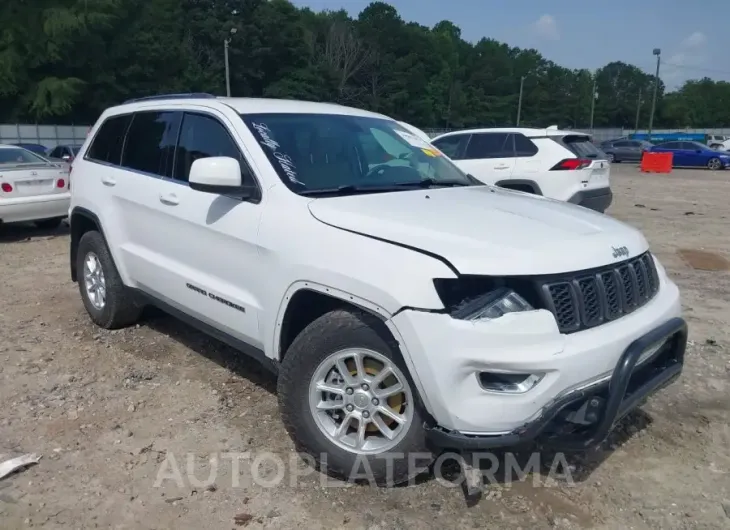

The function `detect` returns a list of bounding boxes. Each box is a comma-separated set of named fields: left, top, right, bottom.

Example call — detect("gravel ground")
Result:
left=1, top=165, right=729, bottom=529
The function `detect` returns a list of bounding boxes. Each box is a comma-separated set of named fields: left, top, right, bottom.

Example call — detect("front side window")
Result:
left=431, top=134, right=470, bottom=160
left=242, top=113, right=473, bottom=195
left=121, top=111, right=181, bottom=177
left=173, top=112, right=254, bottom=185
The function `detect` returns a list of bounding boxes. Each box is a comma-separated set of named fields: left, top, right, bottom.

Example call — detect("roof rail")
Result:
left=122, top=93, right=217, bottom=104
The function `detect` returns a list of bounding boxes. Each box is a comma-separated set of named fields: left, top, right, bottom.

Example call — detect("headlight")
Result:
left=451, top=287, right=534, bottom=321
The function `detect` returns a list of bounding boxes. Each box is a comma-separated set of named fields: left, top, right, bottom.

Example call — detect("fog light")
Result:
left=478, top=372, right=544, bottom=394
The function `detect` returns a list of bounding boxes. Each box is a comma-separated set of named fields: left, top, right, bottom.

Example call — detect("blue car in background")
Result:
left=10, top=142, right=48, bottom=155
left=649, top=141, right=730, bottom=170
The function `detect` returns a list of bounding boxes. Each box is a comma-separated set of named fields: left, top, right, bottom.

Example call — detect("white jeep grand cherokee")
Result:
left=69, top=93, right=687, bottom=485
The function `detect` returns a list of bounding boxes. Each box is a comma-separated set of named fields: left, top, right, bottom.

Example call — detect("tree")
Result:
left=1, top=0, right=728, bottom=128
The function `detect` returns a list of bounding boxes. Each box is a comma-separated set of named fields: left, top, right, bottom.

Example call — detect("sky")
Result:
left=292, top=0, right=730, bottom=90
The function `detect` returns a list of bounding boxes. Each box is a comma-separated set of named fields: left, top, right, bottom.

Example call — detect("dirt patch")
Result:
left=677, top=248, right=730, bottom=271
left=1, top=166, right=730, bottom=529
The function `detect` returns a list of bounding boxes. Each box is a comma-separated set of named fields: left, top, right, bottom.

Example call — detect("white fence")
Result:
left=0, top=124, right=90, bottom=149
left=3, top=123, right=730, bottom=148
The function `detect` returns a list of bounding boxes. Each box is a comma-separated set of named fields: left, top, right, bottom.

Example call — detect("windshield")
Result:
left=0, top=148, right=50, bottom=165
left=241, top=113, right=473, bottom=195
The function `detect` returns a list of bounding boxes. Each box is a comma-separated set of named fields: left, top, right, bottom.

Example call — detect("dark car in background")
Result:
left=600, top=139, right=653, bottom=163
left=47, top=144, right=81, bottom=163
left=649, top=141, right=730, bottom=170
left=11, top=143, right=48, bottom=155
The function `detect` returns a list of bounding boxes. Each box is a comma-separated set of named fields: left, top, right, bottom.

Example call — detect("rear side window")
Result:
left=431, top=134, right=470, bottom=160
left=173, top=112, right=254, bottom=185
left=464, top=133, right=513, bottom=159
left=86, top=114, right=132, bottom=165
left=513, top=133, right=538, bottom=157
left=560, top=135, right=601, bottom=158
left=121, top=111, right=181, bottom=177
left=614, top=141, right=631, bottom=147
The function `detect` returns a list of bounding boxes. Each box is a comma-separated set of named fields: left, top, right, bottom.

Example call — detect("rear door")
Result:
left=457, top=132, right=515, bottom=184
left=110, top=109, right=183, bottom=291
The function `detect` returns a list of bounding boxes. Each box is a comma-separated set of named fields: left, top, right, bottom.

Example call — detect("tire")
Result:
left=707, top=157, right=722, bottom=170
left=76, top=230, right=142, bottom=329
left=710, top=144, right=722, bottom=150
left=34, top=217, right=64, bottom=229
left=278, top=308, right=433, bottom=486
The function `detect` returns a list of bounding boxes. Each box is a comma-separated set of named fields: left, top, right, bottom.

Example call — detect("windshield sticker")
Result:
left=394, top=130, right=432, bottom=150
left=250, top=122, right=304, bottom=186
left=421, top=147, right=442, bottom=157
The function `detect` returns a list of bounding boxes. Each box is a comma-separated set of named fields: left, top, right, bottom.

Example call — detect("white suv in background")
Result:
left=68, top=94, right=686, bottom=485
left=431, top=127, right=612, bottom=213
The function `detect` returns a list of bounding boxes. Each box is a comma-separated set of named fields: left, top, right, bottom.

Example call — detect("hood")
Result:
left=308, top=186, right=649, bottom=276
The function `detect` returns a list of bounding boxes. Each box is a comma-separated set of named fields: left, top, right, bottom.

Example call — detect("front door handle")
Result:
left=101, top=176, right=116, bottom=187
left=159, top=193, right=179, bottom=206
left=493, top=165, right=510, bottom=170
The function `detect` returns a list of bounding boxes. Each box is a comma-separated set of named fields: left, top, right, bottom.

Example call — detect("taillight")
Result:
left=57, top=179, right=66, bottom=188
left=1, top=182, right=12, bottom=193
left=550, top=158, right=591, bottom=170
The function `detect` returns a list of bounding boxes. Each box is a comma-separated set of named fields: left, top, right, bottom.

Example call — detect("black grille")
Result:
left=540, top=252, right=660, bottom=334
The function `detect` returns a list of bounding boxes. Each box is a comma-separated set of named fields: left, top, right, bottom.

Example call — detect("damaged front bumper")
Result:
left=425, top=317, right=687, bottom=451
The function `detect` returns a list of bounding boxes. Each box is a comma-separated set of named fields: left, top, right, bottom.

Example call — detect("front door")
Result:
left=146, top=109, right=265, bottom=350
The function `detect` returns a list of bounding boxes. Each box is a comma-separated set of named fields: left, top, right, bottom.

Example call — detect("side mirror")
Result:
left=61, top=154, right=71, bottom=161
left=189, top=156, right=248, bottom=196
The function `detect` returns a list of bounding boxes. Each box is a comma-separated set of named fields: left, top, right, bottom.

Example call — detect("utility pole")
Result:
left=516, top=76, right=525, bottom=126
left=634, top=88, right=642, bottom=133
left=224, top=38, right=231, bottom=97
left=223, top=11, right=239, bottom=97
left=589, top=73, right=598, bottom=132
left=647, top=48, right=661, bottom=140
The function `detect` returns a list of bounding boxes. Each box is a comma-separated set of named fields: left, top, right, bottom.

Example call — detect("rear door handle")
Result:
left=493, top=165, right=510, bottom=170
left=101, top=176, right=116, bottom=187
left=159, top=193, right=179, bottom=206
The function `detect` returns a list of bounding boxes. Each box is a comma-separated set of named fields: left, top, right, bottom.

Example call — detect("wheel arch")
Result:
left=494, top=179, right=543, bottom=195
left=272, top=281, right=394, bottom=361
left=69, top=207, right=108, bottom=282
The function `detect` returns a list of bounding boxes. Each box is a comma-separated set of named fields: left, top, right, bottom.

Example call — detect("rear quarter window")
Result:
left=558, top=135, right=602, bottom=158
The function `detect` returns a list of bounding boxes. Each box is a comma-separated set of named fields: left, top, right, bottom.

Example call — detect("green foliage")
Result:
left=0, top=0, right=727, bottom=127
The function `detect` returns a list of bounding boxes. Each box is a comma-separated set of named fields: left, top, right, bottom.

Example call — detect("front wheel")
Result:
left=278, top=308, right=432, bottom=485
left=707, top=157, right=723, bottom=170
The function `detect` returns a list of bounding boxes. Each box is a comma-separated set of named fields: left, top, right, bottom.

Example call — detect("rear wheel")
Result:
left=278, top=308, right=432, bottom=485
left=707, top=157, right=722, bottom=170
left=34, top=217, right=64, bottom=229
left=77, top=231, right=142, bottom=329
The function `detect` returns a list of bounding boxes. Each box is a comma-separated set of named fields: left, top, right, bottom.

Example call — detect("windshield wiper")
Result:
left=394, top=178, right=471, bottom=188
left=298, top=179, right=471, bottom=197
left=298, top=184, right=409, bottom=197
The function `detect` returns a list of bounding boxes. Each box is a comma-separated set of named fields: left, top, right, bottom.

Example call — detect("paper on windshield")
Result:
left=394, top=130, right=443, bottom=157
